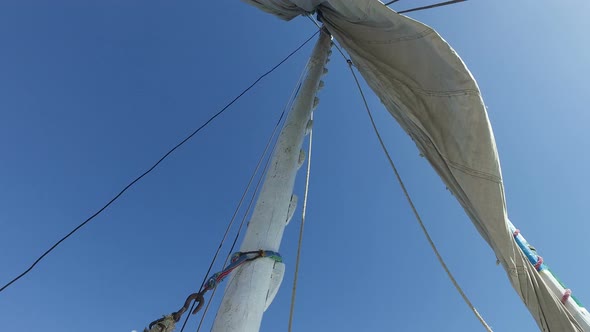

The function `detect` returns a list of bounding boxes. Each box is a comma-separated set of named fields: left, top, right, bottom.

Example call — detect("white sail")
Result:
left=242, top=0, right=584, bottom=330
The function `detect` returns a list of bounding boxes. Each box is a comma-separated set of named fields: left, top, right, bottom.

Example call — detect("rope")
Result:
left=345, top=60, right=494, bottom=332
left=383, top=0, right=401, bottom=6
left=192, top=159, right=269, bottom=332
left=0, top=29, right=320, bottom=294
left=193, top=163, right=266, bottom=331
left=144, top=315, right=175, bottom=332
left=148, top=252, right=282, bottom=331
left=306, top=15, right=348, bottom=62
left=204, top=251, right=283, bottom=291
left=288, top=112, right=314, bottom=332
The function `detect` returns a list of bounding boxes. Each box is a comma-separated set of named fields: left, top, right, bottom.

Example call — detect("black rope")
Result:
left=0, top=30, right=320, bottom=294
left=398, top=0, right=468, bottom=14
left=383, top=0, right=401, bottom=6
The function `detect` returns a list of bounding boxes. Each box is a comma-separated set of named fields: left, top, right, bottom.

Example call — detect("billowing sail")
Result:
left=243, top=0, right=584, bottom=330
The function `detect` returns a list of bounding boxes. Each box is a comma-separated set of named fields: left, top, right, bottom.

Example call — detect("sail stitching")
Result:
left=348, top=53, right=480, bottom=97
left=362, top=28, right=435, bottom=44
left=357, top=62, right=481, bottom=96
left=408, top=124, right=502, bottom=183
left=445, top=159, right=502, bottom=183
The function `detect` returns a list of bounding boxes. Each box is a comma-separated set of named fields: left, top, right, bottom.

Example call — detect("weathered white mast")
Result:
left=211, top=28, right=331, bottom=332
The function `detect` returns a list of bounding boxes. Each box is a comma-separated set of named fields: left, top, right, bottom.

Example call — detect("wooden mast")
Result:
left=211, top=28, right=331, bottom=332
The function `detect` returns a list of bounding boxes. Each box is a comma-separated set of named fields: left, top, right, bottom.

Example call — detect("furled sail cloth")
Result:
left=242, top=0, right=583, bottom=330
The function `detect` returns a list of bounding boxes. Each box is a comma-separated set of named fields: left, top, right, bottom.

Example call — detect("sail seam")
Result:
left=411, top=128, right=502, bottom=182
left=352, top=61, right=480, bottom=96
left=362, top=28, right=435, bottom=44
left=358, top=65, right=481, bottom=98
left=445, top=159, right=502, bottom=183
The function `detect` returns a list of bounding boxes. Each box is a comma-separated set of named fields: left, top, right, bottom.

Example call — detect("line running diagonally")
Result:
left=346, top=60, right=493, bottom=332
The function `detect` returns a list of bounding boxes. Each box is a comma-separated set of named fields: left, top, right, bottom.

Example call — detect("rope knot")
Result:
left=147, top=250, right=283, bottom=331
left=230, top=252, right=241, bottom=263
left=562, top=289, right=572, bottom=304
left=534, top=256, right=544, bottom=271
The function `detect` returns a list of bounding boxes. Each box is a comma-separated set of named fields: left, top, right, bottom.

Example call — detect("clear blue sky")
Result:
left=1, top=1, right=589, bottom=331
